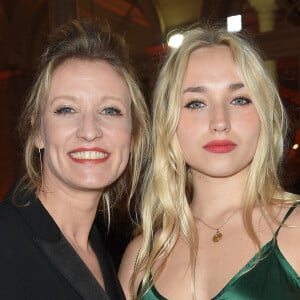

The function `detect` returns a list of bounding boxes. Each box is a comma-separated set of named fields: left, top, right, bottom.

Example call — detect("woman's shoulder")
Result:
left=119, top=234, right=143, bottom=274
left=118, top=234, right=143, bottom=299
left=0, top=185, right=40, bottom=238
left=275, top=198, right=300, bottom=276
left=282, top=199, right=300, bottom=225
left=0, top=184, right=33, bottom=220
left=269, top=191, right=300, bottom=224
left=0, top=199, right=30, bottom=251
left=0, top=198, right=18, bottom=222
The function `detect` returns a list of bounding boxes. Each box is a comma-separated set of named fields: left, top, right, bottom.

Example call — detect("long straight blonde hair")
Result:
left=131, top=24, right=297, bottom=299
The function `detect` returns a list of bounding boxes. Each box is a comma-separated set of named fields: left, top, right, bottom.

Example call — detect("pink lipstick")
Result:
left=68, top=147, right=110, bottom=164
left=203, top=140, right=236, bottom=153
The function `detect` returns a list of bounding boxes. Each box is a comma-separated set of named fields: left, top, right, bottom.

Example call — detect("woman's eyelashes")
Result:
left=231, top=96, right=252, bottom=106
left=54, top=105, right=123, bottom=116
left=55, top=106, right=75, bottom=115
left=100, top=106, right=122, bottom=116
left=184, top=100, right=206, bottom=110
left=184, top=96, right=252, bottom=110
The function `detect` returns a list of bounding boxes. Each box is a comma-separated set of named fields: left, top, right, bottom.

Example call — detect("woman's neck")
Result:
left=190, top=170, right=247, bottom=219
left=37, top=184, right=101, bottom=250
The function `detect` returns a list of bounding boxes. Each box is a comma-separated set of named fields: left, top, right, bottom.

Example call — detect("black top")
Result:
left=0, top=185, right=125, bottom=300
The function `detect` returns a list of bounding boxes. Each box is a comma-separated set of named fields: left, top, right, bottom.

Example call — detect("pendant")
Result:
left=212, top=229, right=222, bottom=242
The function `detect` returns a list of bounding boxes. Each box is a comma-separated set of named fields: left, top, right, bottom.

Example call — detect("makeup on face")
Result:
left=68, top=147, right=110, bottom=164
left=203, top=140, right=237, bottom=154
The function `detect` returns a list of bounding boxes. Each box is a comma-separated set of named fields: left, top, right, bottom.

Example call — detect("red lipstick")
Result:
left=68, top=147, right=110, bottom=164
left=203, top=140, right=236, bottom=153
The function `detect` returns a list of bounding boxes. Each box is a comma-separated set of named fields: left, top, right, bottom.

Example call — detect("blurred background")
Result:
left=0, top=0, right=299, bottom=264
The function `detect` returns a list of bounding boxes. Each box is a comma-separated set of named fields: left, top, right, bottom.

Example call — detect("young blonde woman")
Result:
left=119, top=25, right=300, bottom=300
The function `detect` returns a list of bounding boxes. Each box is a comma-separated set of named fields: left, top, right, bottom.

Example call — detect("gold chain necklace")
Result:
left=194, top=209, right=239, bottom=242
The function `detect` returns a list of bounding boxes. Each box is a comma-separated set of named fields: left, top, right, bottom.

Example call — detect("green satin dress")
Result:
left=140, top=204, right=300, bottom=300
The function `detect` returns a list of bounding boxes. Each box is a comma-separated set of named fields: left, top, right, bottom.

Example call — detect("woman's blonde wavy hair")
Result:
left=132, top=24, right=297, bottom=299
left=17, top=19, right=150, bottom=215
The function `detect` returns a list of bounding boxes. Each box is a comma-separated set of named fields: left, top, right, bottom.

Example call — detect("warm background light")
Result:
left=167, top=33, right=184, bottom=48
left=292, top=144, right=299, bottom=150
left=227, top=15, right=242, bottom=32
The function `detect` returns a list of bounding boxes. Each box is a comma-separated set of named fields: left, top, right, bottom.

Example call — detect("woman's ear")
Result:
left=34, top=132, right=45, bottom=150
left=31, top=115, right=45, bottom=150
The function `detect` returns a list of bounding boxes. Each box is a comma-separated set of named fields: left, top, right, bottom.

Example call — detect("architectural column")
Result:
left=249, top=0, right=277, bottom=77
left=249, top=0, right=277, bottom=32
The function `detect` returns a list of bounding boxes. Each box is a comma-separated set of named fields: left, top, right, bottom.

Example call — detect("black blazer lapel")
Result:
left=35, top=236, right=110, bottom=300
left=90, top=226, right=125, bottom=300
left=11, top=189, right=113, bottom=300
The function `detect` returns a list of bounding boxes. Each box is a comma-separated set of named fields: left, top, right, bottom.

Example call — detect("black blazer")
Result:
left=0, top=186, right=125, bottom=300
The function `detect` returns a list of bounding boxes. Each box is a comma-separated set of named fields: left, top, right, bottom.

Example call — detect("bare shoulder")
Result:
left=119, top=234, right=143, bottom=274
left=277, top=201, right=300, bottom=275
left=118, top=234, right=143, bottom=299
left=280, top=200, right=300, bottom=225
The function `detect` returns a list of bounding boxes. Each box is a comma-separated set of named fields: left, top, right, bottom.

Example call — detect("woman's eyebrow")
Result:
left=183, top=82, right=244, bottom=94
left=229, top=82, right=244, bottom=91
left=183, top=86, right=207, bottom=94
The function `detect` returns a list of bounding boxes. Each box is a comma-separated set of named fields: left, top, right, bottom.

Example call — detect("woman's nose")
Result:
left=76, top=113, right=103, bottom=141
left=209, top=104, right=231, bottom=133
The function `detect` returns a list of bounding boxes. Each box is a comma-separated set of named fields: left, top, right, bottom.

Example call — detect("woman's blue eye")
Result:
left=101, top=107, right=122, bottom=116
left=231, top=97, right=251, bottom=106
left=185, top=100, right=205, bottom=109
left=55, top=106, right=74, bottom=114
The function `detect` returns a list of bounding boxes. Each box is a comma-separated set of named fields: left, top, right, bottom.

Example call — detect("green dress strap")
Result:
left=274, top=202, right=298, bottom=238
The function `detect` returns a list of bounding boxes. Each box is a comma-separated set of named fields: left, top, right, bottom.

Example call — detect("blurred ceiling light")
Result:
left=292, top=144, right=299, bottom=150
left=227, top=15, right=242, bottom=32
left=167, top=33, right=184, bottom=48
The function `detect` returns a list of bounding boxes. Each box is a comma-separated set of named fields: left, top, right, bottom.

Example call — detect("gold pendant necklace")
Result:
left=212, top=229, right=223, bottom=242
left=194, top=209, right=239, bottom=243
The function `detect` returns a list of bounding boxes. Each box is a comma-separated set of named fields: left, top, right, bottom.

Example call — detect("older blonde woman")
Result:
left=0, top=19, right=150, bottom=300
